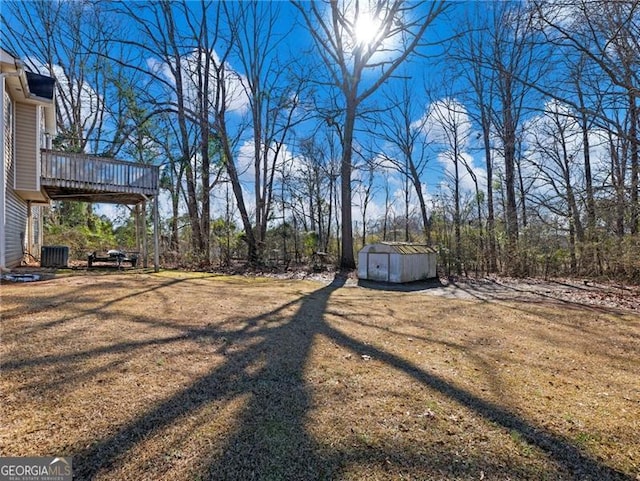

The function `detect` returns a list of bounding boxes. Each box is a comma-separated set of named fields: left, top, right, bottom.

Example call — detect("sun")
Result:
left=354, top=13, right=381, bottom=47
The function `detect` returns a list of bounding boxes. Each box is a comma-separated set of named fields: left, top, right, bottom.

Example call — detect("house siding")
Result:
left=1, top=50, right=55, bottom=270
left=5, top=171, right=27, bottom=268
left=0, top=80, right=5, bottom=268
left=14, top=102, right=39, bottom=192
left=4, top=92, right=27, bottom=267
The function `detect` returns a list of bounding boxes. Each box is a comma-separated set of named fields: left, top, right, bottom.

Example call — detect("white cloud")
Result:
left=413, top=98, right=485, bottom=195
left=530, top=0, right=589, bottom=34
left=353, top=196, right=385, bottom=227
left=146, top=48, right=250, bottom=115
left=437, top=151, right=487, bottom=195
left=146, top=57, right=174, bottom=84
left=237, top=140, right=257, bottom=181
left=413, top=97, right=473, bottom=149
left=516, top=98, right=617, bottom=209
left=237, top=138, right=301, bottom=184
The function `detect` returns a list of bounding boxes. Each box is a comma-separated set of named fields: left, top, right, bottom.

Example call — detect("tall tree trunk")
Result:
left=219, top=125, right=259, bottom=264
left=454, top=149, right=462, bottom=275
left=340, top=98, right=357, bottom=269
left=410, top=164, right=431, bottom=245
left=325, top=172, right=334, bottom=253
left=171, top=188, right=180, bottom=252
left=483, top=125, right=497, bottom=272
left=517, top=155, right=527, bottom=230
left=561, top=140, right=585, bottom=244
left=568, top=215, right=577, bottom=275
left=162, top=2, right=202, bottom=257
left=576, top=89, right=596, bottom=239
left=562, top=145, right=581, bottom=275
left=503, top=96, right=519, bottom=269
left=404, top=173, right=410, bottom=242
left=198, top=20, right=211, bottom=264
left=629, top=92, right=639, bottom=235
left=609, top=134, right=625, bottom=239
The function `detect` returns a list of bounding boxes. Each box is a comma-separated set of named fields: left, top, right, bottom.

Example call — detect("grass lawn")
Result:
left=1, top=271, right=639, bottom=480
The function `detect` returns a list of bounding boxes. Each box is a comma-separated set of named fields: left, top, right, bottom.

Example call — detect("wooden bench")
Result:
left=88, top=250, right=139, bottom=268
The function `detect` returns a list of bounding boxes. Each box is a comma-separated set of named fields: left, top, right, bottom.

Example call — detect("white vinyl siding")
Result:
left=1, top=81, right=5, bottom=268
left=4, top=93, right=28, bottom=267
left=14, top=102, right=40, bottom=192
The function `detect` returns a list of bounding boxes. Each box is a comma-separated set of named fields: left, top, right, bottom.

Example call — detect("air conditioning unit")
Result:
left=40, top=246, right=69, bottom=268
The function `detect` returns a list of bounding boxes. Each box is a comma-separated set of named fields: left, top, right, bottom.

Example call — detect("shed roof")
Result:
left=387, top=243, right=436, bottom=254
left=360, top=242, right=436, bottom=255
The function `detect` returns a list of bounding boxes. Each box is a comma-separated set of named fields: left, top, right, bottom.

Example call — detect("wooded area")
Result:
left=3, top=0, right=639, bottom=280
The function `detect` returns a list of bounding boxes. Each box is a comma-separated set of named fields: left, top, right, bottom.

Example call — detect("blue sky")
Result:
left=3, top=1, right=579, bottom=230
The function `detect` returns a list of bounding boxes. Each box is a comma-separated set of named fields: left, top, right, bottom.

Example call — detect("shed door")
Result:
left=368, top=253, right=389, bottom=282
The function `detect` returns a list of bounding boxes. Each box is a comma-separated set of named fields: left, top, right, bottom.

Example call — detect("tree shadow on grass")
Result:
left=70, top=275, right=347, bottom=479
left=1, top=275, right=191, bottom=336
left=320, top=327, right=632, bottom=480
left=64, top=273, right=633, bottom=480
left=447, top=278, right=636, bottom=317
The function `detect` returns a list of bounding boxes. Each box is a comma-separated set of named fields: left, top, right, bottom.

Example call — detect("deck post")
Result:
left=134, top=203, right=141, bottom=262
left=153, top=194, right=159, bottom=272
left=26, top=201, right=32, bottom=260
left=142, top=200, right=148, bottom=268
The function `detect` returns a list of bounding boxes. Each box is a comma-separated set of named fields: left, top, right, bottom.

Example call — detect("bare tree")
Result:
left=380, top=174, right=396, bottom=241
left=292, top=0, right=447, bottom=269
left=525, top=101, right=586, bottom=273
left=4, top=0, right=121, bottom=153
left=154, top=114, right=187, bottom=254
left=354, top=157, right=378, bottom=248
left=571, top=53, right=600, bottom=240
left=117, top=0, right=259, bottom=264
left=470, top=2, right=547, bottom=274
left=5, top=0, right=154, bottom=237
left=534, top=0, right=640, bottom=234
left=225, top=1, right=309, bottom=263
left=427, top=98, right=472, bottom=275
left=449, top=8, right=499, bottom=271
left=378, top=80, right=433, bottom=244
left=112, top=1, right=209, bottom=259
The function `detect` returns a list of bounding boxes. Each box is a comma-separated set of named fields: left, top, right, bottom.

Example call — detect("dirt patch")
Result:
left=1, top=271, right=639, bottom=480
left=419, top=276, right=640, bottom=312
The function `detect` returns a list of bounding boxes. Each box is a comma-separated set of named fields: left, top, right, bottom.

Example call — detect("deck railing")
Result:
left=41, top=149, right=159, bottom=195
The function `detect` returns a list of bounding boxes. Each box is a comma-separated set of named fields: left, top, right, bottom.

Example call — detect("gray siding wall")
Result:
left=5, top=174, right=27, bottom=268
left=14, top=102, right=39, bottom=192
left=1, top=83, right=5, bottom=268
left=4, top=94, right=28, bottom=267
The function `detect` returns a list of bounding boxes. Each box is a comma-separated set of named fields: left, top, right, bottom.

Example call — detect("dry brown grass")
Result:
left=1, top=271, right=639, bottom=480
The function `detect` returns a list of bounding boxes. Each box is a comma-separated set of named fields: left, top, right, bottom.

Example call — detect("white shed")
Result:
left=357, top=243, right=437, bottom=283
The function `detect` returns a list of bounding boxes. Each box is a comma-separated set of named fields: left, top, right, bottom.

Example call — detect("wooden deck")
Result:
left=40, top=150, right=159, bottom=204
